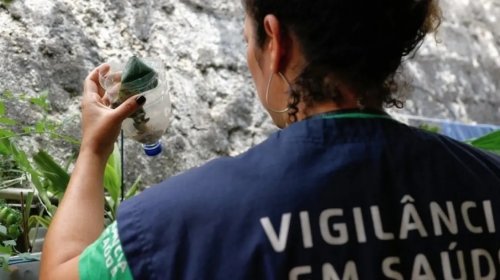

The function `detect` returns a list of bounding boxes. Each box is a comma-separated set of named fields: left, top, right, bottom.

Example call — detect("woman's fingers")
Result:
left=105, top=82, right=122, bottom=104
left=84, top=64, right=110, bottom=99
left=111, top=95, right=146, bottom=123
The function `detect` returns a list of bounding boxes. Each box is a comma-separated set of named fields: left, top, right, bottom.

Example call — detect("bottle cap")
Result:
left=143, top=141, right=162, bottom=157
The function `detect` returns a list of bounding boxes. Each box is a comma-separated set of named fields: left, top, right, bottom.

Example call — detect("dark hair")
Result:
left=244, top=0, right=441, bottom=120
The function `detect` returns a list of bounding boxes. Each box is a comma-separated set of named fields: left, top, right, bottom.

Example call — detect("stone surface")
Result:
left=0, top=0, right=499, bottom=187
left=397, top=0, right=500, bottom=124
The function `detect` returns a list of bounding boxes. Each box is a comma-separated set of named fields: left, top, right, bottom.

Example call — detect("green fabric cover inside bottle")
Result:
left=118, top=56, right=159, bottom=102
left=114, top=56, right=159, bottom=133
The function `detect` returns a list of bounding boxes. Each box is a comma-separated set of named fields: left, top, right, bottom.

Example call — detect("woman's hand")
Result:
left=80, top=64, right=146, bottom=158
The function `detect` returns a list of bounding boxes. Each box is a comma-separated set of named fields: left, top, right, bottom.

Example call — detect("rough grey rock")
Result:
left=0, top=0, right=499, bottom=188
left=399, top=0, right=500, bottom=123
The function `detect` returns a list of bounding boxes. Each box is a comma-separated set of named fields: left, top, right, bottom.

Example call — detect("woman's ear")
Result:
left=263, top=14, right=286, bottom=74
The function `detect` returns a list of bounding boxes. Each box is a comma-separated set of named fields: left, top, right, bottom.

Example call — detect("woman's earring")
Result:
left=265, top=72, right=291, bottom=113
left=357, top=96, right=366, bottom=110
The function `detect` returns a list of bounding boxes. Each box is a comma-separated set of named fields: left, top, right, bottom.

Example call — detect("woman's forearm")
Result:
left=40, top=148, right=108, bottom=275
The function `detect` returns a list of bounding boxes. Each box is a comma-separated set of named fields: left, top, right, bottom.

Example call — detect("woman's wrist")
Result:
left=78, top=144, right=111, bottom=168
left=80, top=136, right=114, bottom=158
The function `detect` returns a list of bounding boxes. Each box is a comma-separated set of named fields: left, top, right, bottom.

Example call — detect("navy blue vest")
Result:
left=118, top=117, right=500, bottom=280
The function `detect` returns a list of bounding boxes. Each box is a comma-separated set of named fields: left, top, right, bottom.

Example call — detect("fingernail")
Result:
left=136, top=96, right=146, bottom=105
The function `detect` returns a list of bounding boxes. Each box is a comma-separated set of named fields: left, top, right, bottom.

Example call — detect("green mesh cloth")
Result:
left=118, top=56, right=159, bottom=101
left=113, top=56, right=159, bottom=132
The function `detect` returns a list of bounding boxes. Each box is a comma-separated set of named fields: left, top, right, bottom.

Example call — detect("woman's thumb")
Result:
left=113, top=95, right=147, bottom=122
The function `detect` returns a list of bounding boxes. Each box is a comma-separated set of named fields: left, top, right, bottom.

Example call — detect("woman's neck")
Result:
left=295, top=86, right=383, bottom=121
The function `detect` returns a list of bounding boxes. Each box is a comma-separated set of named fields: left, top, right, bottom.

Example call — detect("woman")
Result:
left=41, top=0, right=500, bottom=279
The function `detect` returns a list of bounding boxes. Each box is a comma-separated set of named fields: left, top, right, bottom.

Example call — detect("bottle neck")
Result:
left=143, top=141, right=162, bottom=157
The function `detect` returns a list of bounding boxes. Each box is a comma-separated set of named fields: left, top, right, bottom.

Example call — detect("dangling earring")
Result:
left=357, top=96, right=366, bottom=110
left=266, top=72, right=291, bottom=113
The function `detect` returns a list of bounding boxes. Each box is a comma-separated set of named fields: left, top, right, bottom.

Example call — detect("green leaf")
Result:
left=1, top=90, right=13, bottom=99
left=0, top=245, right=12, bottom=270
left=5, top=140, right=31, bottom=172
left=0, top=117, right=16, bottom=126
left=0, top=129, right=15, bottom=139
left=51, top=133, right=80, bottom=145
left=7, top=147, right=56, bottom=216
left=22, top=126, right=33, bottom=134
left=469, top=130, right=500, bottom=155
left=23, top=192, right=34, bottom=224
left=33, top=150, right=70, bottom=200
left=104, top=163, right=120, bottom=204
left=35, top=122, right=45, bottom=133
left=125, top=175, right=142, bottom=200
left=419, top=123, right=440, bottom=133
left=0, top=139, right=10, bottom=155
left=104, top=145, right=122, bottom=205
left=34, top=119, right=58, bottom=134
left=29, top=92, right=50, bottom=111
left=104, top=196, right=116, bottom=222
left=28, top=215, right=52, bottom=228
left=0, top=245, right=11, bottom=255
left=0, top=102, right=5, bottom=116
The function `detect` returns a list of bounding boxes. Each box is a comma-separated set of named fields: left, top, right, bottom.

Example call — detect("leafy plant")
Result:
left=1, top=90, right=79, bottom=145
left=0, top=90, right=142, bottom=269
left=0, top=156, right=25, bottom=190
left=27, top=144, right=142, bottom=227
left=104, top=145, right=142, bottom=222
left=0, top=192, right=34, bottom=271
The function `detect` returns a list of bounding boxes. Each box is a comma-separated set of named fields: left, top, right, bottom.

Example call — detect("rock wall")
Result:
left=0, top=0, right=499, bottom=187
left=401, top=0, right=500, bottom=123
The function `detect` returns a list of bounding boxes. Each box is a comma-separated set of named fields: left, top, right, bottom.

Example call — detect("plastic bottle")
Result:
left=99, top=57, right=171, bottom=156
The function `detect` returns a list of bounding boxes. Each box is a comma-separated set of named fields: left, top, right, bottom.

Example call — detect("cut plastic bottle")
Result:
left=99, top=57, right=171, bottom=156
